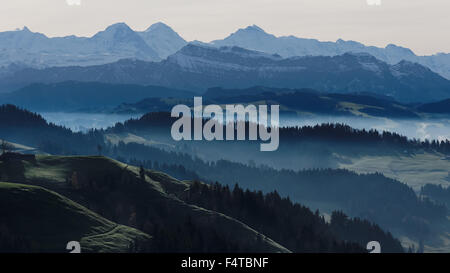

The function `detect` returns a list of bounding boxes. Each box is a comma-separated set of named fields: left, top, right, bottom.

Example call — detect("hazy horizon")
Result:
left=1, top=0, right=449, bottom=56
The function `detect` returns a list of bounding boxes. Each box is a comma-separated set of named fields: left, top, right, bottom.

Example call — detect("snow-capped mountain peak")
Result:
left=144, top=22, right=172, bottom=32
left=90, top=22, right=160, bottom=61
left=243, top=25, right=265, bottom=32
left=93, top=22, right=136, bottom=41
left=21, top=26, right=31, bottom=32
left=229, top=25, right=272, bottom=38
left=138, top=22, right=187, bottom=59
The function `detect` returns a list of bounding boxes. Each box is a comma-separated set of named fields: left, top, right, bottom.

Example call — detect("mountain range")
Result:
left=1, top=44, right=450, bottom=103
left=211, top=25, right=450, bottom=80
left=0, top=23, right=448, bottom=80
left=0, top=22, right=187, bottom=68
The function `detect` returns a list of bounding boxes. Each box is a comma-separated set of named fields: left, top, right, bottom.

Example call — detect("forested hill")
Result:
left=181, top=181, right=405, bottom=253
left=3, top=105, right=450, bottom=157
left=123, top=147, right=447, bottom=240
left=0, top=155, right=404, bottom=252
left=0, top=104, right=104, bottom=155
left=112, top=111, right=450, bottom=155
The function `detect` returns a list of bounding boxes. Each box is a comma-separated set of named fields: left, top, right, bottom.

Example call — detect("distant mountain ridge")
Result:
left=211, top=25, right=450, bottom=80
left=112, top=87, right=420, bottom=119
left=0, top=23, right=448, bottom=80
left=417, top=98, right=450, bottom=114
left=2, top=44, right=450, bottom=103
left=0, top=81, right=196, bottom=112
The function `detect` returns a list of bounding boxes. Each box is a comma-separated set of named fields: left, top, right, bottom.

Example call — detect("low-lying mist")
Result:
left=40, top=112, right=141, bottom=132
left=281, top=115, right=450, bottom=141
left=41, top=111, right=450, bottom=142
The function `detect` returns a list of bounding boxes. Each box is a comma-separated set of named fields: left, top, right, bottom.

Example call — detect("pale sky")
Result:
left=0, top=0, right=449, bottom=55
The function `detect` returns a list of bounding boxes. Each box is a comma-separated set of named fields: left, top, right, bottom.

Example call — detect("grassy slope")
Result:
left=1, top=140, right=46, bottom=155
left=338, top=152, right=450, bottom=191
left=0, top=155, right=290, bottom=253
left=0, top=182, right=151, bottom=253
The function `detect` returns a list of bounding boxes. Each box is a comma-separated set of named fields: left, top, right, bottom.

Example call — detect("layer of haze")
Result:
left=40, top=111, right=450, bottom=142
left=0, top=0, right=448, bottom=55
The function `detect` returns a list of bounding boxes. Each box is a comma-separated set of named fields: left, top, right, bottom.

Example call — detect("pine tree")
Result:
left=139, top=165, right=146, bottom=181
